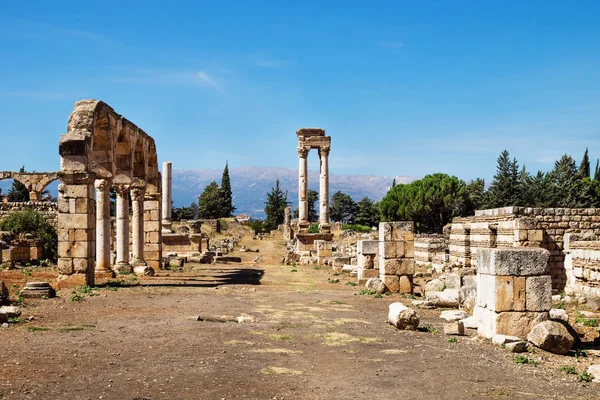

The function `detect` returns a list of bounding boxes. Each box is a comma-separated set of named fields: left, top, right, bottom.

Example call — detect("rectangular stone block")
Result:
left=358, top=268, right=379, bottom=282
left=513, top=277, right=526, bottom=311
left=525, top=276, right=552, bottom=311
left=476, top=273, right=489, bottom=308
left=490, top=276, right=514, bottom=312
left=382, top=274, right=399, bottom=293
left=380, top=241, right=405, bottom=259
left=405, top=241, right=414, bottom=258
left=379, top=221, right=414, bottom=242
left=357, top=240, right=379, bottom=255
left=57, top=258, right=73, bottom=274
left=495, top=311, right=549, bottom=339
left=477, top=248, right=550, bottom=276
left=399, top=275, right=413, bottom=294
left=379, top=258, right=415, bottom=275
left=58, top=213, right=93, bottom=229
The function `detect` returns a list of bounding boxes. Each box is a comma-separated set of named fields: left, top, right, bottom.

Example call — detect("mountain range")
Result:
left=173, top=167, right=416, bottom=218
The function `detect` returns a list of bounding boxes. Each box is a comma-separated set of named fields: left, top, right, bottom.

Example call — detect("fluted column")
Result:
left=161, top=161, right=172, bottom=233
left=114, top=184, right=132, bottom=273
left=298, top=147, right=309, bottom=232
left=319, top=145, right=330, bottom=233
left=94, top=179, right=112, bottom=274
left=131, top=185, right=147, bottom=266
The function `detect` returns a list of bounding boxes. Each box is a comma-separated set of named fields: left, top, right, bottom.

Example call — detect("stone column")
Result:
left=161, top=161, right=172, bottom=233
left=131, top=185, right=147, bottom=266
left=298, top=147, right=309, bottom=232
left=94, top=179, right=112, bottom=276
left=114, top=184, right=132, bottom=273
left=318, top=145, right=330, bottom=233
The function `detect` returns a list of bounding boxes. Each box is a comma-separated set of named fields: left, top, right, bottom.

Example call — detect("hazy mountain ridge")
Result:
left=173, top=166, right=416, bottom=218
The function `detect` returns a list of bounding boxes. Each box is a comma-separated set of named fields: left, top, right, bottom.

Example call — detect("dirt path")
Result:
left=1, top=238, right=599, bottom=399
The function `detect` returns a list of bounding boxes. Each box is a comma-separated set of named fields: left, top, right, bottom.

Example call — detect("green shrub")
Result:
left=578, top=372, right=594, bottom=382
left=561, top=365, right=577, bottom=374
left=309, top=223, right=319, bottom=233
left=341, top=224, right=371, bottom=233
left=0, top=209, right=58, bottom=261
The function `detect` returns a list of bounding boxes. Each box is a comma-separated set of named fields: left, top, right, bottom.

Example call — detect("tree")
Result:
left=522, top=171, right=553, bottom=208
left=579, top=148, right=591, bottom=179
left=392, top=178, right=397, bottom=188
left=354, top=197, right=380, bottom=227
left=173, top=202, right=199, bottom=220
left=594, top=159, right=600, bottom=182
left=307, top=189, right=319, bottom=222
left=380, top=173, right=469, bottom=233
left=218, top=162, right=235, bottom=217
left=485, top=150, right=520, bottom=208
left=8, top=166, right=29, bottom=202
left=198, top=181, right=222, bottom=219
left=329, top=191, right=358, bottom=224
left=464, top=178, right=486, bottom=214
left=0, top=209, right=57, bottom=261
left=548, top=154, right=584, bottom=208
left=264, top=180, right=289, bottom=231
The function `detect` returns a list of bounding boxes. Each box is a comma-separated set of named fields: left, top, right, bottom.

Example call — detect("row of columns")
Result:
left=297, top=145, right=330, bottom=233
left=94, top=179, right=147, bottom=276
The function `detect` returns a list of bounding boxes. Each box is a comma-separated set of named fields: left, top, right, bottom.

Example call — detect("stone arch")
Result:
left=0, top=171, right=60, bottom=202
left=58, top=100, right=162, bottom=286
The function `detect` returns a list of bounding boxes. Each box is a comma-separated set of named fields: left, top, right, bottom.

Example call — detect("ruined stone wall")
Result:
left=0, top=202, right=58, bottom=229
left=451, top=207, right=600, bottom=291
left=414, top=234, right=448, bottom=271
left=564, top=233, right=600, bottom=297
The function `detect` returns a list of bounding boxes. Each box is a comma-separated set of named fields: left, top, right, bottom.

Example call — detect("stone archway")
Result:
left=0, top=171, right=60, bottom=202
left=58, top=100, right=162, bottom=286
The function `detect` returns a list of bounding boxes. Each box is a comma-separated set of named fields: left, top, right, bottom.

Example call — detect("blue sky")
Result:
left=1, top=1, right=599, bottom=183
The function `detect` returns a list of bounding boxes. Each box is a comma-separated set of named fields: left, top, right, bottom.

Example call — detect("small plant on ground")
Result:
left=8, top=317, right=26, bottom=324
left=578, top=372, right=594, bottom=382
left=358, top=289, right=376, bottom=296
left=561, top=365, right=577, bottom=374
left=290, top=269, right=298, bottom=272
left=22, top=268, right=32, bottom=277
left=346, top=281, right=357, bottom=287
left=27, top=326, right=50, bottom=332
left=555, top=303, right=565, bottom=310
left=448, top=337, right=458, bottom=343
left=513, top=355, right=538, bottom=367
left=583, top=318, right=599, bottom=327
left=374, top=293, right=383, bottom=298
left=70, top=292, right=84, bottom=302
left=422, top=323, right=439, bottom=334
left=328, top=278, right=340, bottom=284
left=314, top=265, right=322, bottom=270
left=574, top=349, right=589, bottom=358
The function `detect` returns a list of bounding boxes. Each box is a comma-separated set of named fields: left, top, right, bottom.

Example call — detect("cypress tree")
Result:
left=264, top=180, right=289, bottom=231
left=219, top=161, right=235, bottom=217
left=485, top=150, right=520, bottom=208
left=594, top=159, right=599, bottom=182
left=579, top=148, right=591, bottom=179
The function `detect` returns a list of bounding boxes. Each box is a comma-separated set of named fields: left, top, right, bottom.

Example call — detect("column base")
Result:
left=94, top=270, right=115, bottom=279
left=298, top=220, right=310, bottom=233
left=114, top=262, right=133, bottom=274
left=161, top=221, right=172, bottom=234
left=319, top=223, right=331, bottom=234
left=131, top=259, right=147, bottom=268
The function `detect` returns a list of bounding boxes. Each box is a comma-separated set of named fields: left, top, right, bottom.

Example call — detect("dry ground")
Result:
left=1, top=237, right=600, bottom=399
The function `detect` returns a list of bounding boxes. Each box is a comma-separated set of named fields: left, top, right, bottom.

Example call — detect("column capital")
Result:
left=318, top=145, right=331, bottom=157
left=114, top=184, right=130, bottom=197
left=131, top=186, right=146, bottom=201
left=297, top=146, right=309, bottom=158
left=94, top=179, right=111, bottom=191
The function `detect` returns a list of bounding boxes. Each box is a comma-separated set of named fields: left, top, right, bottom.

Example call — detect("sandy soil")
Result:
left=1, top=237, right=599, bottom=400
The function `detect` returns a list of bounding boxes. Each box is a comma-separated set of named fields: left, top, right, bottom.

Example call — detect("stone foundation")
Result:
left=564, top=233, right=600, bottom=297
left=378, top=221, right=414, bottom=294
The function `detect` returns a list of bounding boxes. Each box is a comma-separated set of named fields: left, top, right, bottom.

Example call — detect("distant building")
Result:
left=235, top=214, right=251, bottom=223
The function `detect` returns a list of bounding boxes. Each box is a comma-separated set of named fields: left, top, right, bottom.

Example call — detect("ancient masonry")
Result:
left=414, top=234, right=448, bottom=272
left=0, top=171, right=60, bottom=202
left=564, top=233, right=600, bottom=298
left=0, top=202, right=58, bottom=229
left=295, top=128, right=333, bottom=254
left=58, top=100, right=162, bottom=285
left=378, top=221, right=415, bottom=294
left=356, top=239, right=379, bottom=284
left=475, top=248, right=551, bottom=339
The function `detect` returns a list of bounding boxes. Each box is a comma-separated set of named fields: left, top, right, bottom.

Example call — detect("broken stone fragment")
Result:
left=365, top=278, right=386, bottom=295
left=505, top=341, right=528, bottom=353
left=549, top=308, right=569, bottom=323
left=527, top=321, right=575, bottom=355
left=443, top=321, right=464, bottom=335
left=425, top=289, right=459, bottom=308
left=491, top=334, right=521, bottom=346
left=388, top=302, right=419, bottom=330
left=440, top=310, right=469, bottom=322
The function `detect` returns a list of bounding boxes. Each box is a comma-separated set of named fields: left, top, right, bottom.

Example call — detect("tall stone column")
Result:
left=161, top=161, right=172, bottom=233
left=94, top=179, right=112, bottom=275
left=319, top=145, right=330, bottom=233
left=114, top=184, right=132, bottom=273
left=298, top=147, right=309, bottom=232
left=131, top=185, right=147, bottom=266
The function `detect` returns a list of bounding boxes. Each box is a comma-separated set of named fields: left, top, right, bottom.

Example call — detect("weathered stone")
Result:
left=357, top=240, right=379, bottom=255
left=525, top=276, right=552, bottom=312
left=444, top=321, right=464, bottom=335
left=0, top=306, right=21, bottom=319
left=443, top=273, right=461, bottom=290
left=365, top=278, right=386, bottom=295
left=383, top=275, right=399, bottom=293
left=133, top=266, right=155, bottom=276
left=491, top=334, right=521, bottom=346
left=477, top=248, right=550, bottom=276
left=505, top=341, right=529, bottom=353
left=527, top=321, right=575, bottom=355
left=388, top=302, right=419, bottom=330
left=587, top=365, right=600, bottom=382
left=425, top=279, right=445, bottom=293
left=379, top=258, right=414, bottom=275
left=440, top=310, right=469, bottom=322
left=459, top=284, right=477, bottom=314
left=399, top=275, right=413, bottom=294
left=496, top=311, right=548, bottom=339
left=425, top=290, right=459, bottom=308
left=549, top=308, right=569, bottom=322
left=460, top=316, right=479, bottom=329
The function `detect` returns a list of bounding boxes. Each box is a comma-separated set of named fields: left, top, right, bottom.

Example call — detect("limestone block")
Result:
left=443, top=273, right=461, bottom=290
left=379, top=258, right=414, bottom=275
left=405, top=241, right=414, bottom=258
left=549, top=308, right=569, bottom=322
left=399, top=275, right=413, bottom=294
left=365, top=278, right=386, bottom=294
left=379, top=221, right=414, bottom=242
left=388, top=302, right=419, bottom=330
left=527, top=321, right=574, bottom=355
left=333, top=257, right=350, bottom=269
left=526, top=276, right=552, bottom=312
left=383, top=275, right=399, bottom=293
left=496, top=311, right=549, bottom=339
left=358, top=268, right=379, bottom=281
left=505, top=341, right=529, bottom=353
left=513, top=277, right=526, bottom=311
left=357, top=254, right=374, bottom=270
left=425, top=290, right=459, bottom=308
left=440, top=310, right=469, bottom=322
left=425, top=279, right=445, bottom=293
left=444, top=321, right=465, bottom=335
left=357, top=240, right=379, bottom=255
left=73, top=258, right=88, bottom=273
left=58, top=213, right=93, bottom=229
left=57, top=258, right=74, bottom=274
left=477, top=248, right=550, bottom=276
left=380, top=241, right=405, bottom=259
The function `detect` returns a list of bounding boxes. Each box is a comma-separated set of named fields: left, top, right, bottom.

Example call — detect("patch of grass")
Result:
left=346, top=281, right=357, bottom=287
left=267, top=333, right=293, bottom=341
left=561, top=365, right=577, bottom=374
left=8, top=317, right=26, bottom=324
left=290, top=269, right=298, bottom=272
left=58, top=324, right=95, bottom=333
left=374, top=294, right=383, bottom=298
left=358, top=289, right=376, bottom=296
left=22, top=268, right=32, bottom=277
left=421, top=323, right=439, bottom=334
left=578, top=372, right=594, bottom=382
left=583, top=318, right=599, bottom=327
left=328, top=278, right=340, bottom=284
left=448, top=337, right=458, bottom=343
left=70, top=292, right=84, bottom=302
left=513, top=355, right=538, bottom=367
left=78, top=285, right=97, bottom=296
left=555, top=303, right=565, bottom=310
left=331, top=300, right=345, bottom=305
left=27, top=326, right=50, bottom=332
left=574, top=349, right=589, bottom=358
left=314, top=265, right=322, bottom=270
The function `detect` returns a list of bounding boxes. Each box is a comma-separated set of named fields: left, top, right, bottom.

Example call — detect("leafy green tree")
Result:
left=173, top=202, right=199, bottom=220
left=198, top=181, right=222, bottom=219
left=392, top=178, right=397, bottom=188
left=465, top=178, right=486, bottom=214
left=248, top=219, right=266, bottom=234
left=329, top=191, right=358, bottom=224
left=354, top=197, right=380, bottom=227
left=0, top=209, right=57, bottom=261
left=485, top=150, right=520, bottom=208
left=307, top=189, right=319, bottom=222
left=8, top=166, right=29, bottom=202
left=218, top=162, right=235, bottom=217
left=264, top=180, right=289, bottom=231
left=380, top=173, right=469, bottom=233
left=579, top=148, right=591, bottom=179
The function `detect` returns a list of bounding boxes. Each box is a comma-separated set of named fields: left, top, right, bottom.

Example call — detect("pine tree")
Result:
left=198, top=181, right=222, bottom=219
left=579, top=148, right=591, bottom=179
left=548, top=154, right=582, bottom=207
left=354, top=197, right=380, bottom=227
left=329, top=191, right=358, bottom=224
left=8, top=166, right=29, bottom=202
left=264, top=180, right=289, bottom=231
left=392, top=178, right=397, bottom=188
left=307, top=189, right=319, bottom=222
left=218, top=162, right=235, bottom=217
left=485, top=150, right=520, bottom=208
left=465, top=178, right=485, bottom=214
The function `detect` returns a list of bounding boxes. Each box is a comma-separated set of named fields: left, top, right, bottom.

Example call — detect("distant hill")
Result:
left=173, top=167, right=417, bottom=218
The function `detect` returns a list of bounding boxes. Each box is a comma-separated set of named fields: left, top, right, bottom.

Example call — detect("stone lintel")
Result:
left=296, top=128, right=325, bottom=137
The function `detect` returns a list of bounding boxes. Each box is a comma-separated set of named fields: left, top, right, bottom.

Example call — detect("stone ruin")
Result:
left=0, top=171, right=60, bottom=202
